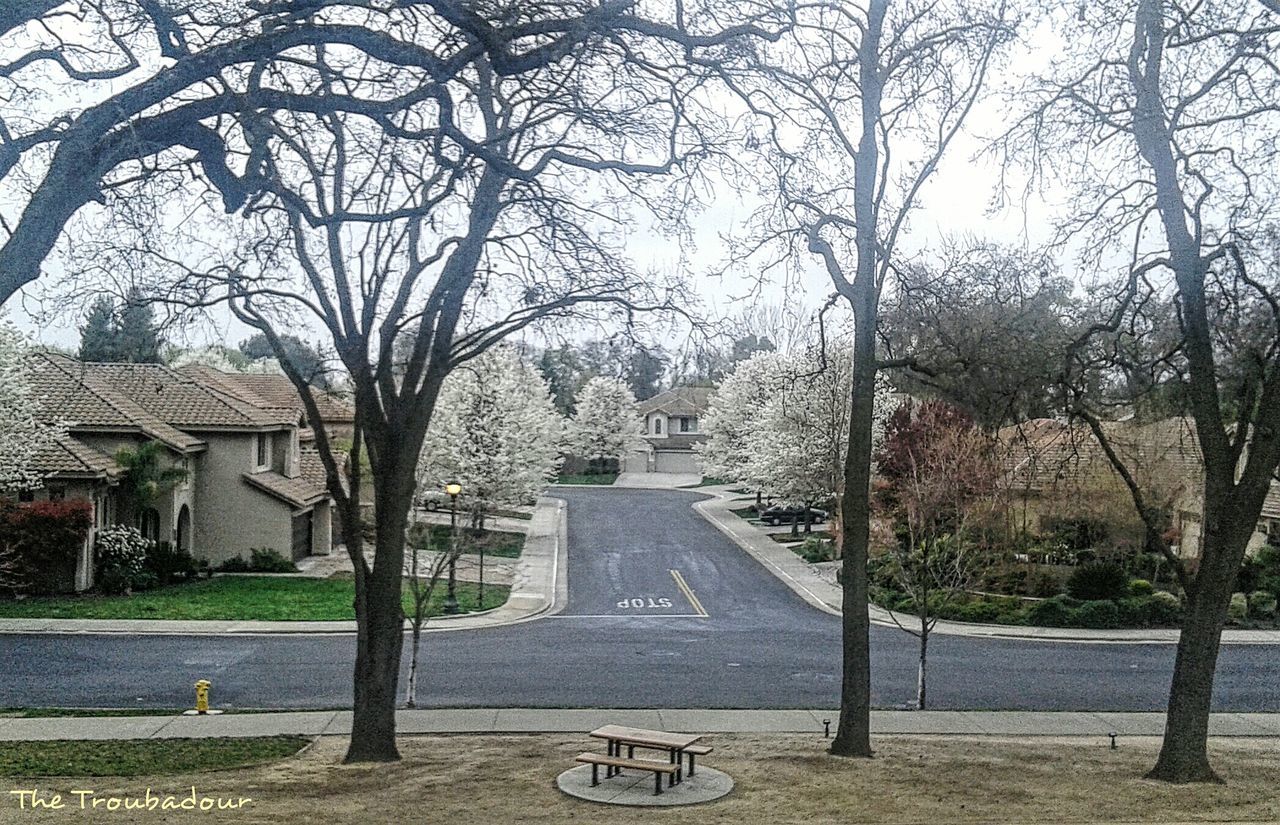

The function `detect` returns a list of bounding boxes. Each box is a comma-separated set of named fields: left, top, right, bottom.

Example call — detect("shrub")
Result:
left=0, top=500, right=94, bottom=595
left=1070, top=599, right=1122, bottom=629
left=249, top=547, right=296, bottom=573
left=946, top=600, right=1011, bottom=624
left=796, top=536, right=835, bottom=563
left=94, top=525, right=152, bottom=594
left=1026, top=595, right=1075, bottom=627
left=218, top=556, right=252, bottom=573
left=1128, top=578, right=1154, bottom=597
left=1066, top=561, right=1129, bottom=602
left=1228, top=592, right=1249, bottom=623
left=1248, top=590, right=1277, bottom=619
left=1029, top=571, right=1062, bottom=598
left=145, top=541, right=198, bottom=586
left=1148, top=591, right=1183, bottom=625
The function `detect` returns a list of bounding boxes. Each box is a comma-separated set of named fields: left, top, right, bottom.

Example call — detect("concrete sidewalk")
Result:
left=2, top=709, right=1279, bottom=740
left=693, top=486, right=1280, bottom=645
left=0, top=497, right=568, bottom=636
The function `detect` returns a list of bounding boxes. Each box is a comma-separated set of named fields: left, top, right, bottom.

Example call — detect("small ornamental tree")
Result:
left=571, top=377, right=639, bottom=475
left=0, top=320, right=64, bottom=493
left=418, top=348, right=563, bottom=530
left=874, top=399, right=1004, bottom=709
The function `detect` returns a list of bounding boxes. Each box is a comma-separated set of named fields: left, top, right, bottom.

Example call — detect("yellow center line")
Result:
left=669, top=569, right=709, bottom=618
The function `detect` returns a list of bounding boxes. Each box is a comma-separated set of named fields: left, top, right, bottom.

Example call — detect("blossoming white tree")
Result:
left=0, top=321, right=63, bottom=493
left=703, top=343, right=892, bottom=547
left=417, top=347, right=564, bottom=528
left=696, top=350, right=786, bottom=492
left=571, top=376, right=639, bottom=474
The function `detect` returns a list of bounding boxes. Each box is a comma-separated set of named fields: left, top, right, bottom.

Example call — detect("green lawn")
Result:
left=0, top=736, right=309, bottom=777
left=406, top=524, right=525, bottom=558
left=554, top=472, right=618, bottom=485
left=0, top=576, right=510, bottom=621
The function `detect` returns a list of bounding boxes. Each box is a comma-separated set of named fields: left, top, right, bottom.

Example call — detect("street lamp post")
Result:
left=443, top=482, right=462, bottom=615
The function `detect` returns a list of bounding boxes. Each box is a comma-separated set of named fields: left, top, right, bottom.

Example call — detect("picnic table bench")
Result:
left=582, top=725, right=715, bottom=793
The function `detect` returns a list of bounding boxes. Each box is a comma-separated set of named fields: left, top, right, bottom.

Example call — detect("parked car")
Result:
left=418, top=491, right=450, bottom=511
left=760, top=505, right=828, bottom=527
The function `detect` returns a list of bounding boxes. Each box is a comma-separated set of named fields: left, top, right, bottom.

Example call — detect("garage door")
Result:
left=654, top=450, right=700, bottom=474
left=290, top=512, right=313, bottom=561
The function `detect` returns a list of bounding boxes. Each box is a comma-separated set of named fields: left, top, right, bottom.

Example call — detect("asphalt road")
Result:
left=0, top=487, right=1277, bottom=711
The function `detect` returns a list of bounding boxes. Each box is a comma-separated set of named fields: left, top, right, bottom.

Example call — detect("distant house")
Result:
left=626, top=386, right=713, bottom=474
left=22, top=354, right=334, bottom=590
left=996, top=416, right=1274, bottom=559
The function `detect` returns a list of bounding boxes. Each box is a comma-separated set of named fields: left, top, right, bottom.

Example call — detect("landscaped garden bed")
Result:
left=0, top=575, right=508, bottom=620
left=405, top=524, right=526, bottom=558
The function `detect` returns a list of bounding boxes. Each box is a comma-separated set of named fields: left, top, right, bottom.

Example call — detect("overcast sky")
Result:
left=5, top=10, right=1072, bottom=360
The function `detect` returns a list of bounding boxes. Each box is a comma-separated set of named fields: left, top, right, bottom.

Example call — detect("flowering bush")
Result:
left=95, top=525, right=153, bottom=594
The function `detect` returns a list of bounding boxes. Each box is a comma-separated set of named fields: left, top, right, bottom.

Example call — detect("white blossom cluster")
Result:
left=698, top=344, right=894, bottom=506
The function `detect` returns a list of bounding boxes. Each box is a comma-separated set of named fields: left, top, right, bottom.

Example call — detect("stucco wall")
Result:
left=190, top=432, right=293, bottom=564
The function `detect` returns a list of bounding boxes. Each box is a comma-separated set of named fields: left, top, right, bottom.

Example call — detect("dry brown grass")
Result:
left=2, top=734, right=1278, bottom=824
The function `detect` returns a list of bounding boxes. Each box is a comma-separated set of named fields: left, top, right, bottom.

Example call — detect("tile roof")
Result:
left=242, top=470, right=328, bottom=510
left=30, top=354, right=205, bottom=452
left=30, top=433, right=124, bottom=480
left=87, top=362, right=294, bottom=430
left=995, top=416, right=1203, bottom=495
left=636, top=386, right=714, bottom=417
left=180, top=367, right=354, bottom=425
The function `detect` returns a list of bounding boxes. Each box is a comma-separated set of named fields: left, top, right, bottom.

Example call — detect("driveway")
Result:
left=612, top=472, right=702, bottom=489
left=1, top=488, right=1278, bottom=711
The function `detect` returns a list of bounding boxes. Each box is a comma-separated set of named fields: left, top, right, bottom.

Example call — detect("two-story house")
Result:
left=24, top=354, right=333, bottom=590
left=627, top=386, right=713, bottom=474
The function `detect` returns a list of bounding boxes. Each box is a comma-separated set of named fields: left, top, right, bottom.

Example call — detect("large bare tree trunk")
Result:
left=1147, top=507, right=1249, bottom=783
left=832, top=304, right=879, bottom=757
left=344, top=463, right=414, bottom=763
left=830, top=0, right=885, bottom=760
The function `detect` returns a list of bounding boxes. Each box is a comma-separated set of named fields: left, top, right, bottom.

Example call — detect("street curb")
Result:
left=3, top=709, right=1279, bottom=740
left=0, top=497, right=568, bottom=637
left=691, top=486, right=1280, bottom=646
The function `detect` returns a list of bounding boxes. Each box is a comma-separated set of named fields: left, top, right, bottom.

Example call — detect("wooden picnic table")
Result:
left=588, top=725, right=704, bottom=786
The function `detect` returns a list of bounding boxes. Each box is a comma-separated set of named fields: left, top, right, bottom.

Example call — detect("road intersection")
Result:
left=0, top=487, right=1277, bottom=712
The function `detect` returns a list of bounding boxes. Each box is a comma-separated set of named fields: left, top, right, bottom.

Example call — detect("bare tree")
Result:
left=0, top=1, right=783, bottom=308
left=60, top=3, right=789, bottom=764
left=402, top=510, right=457, bottom=710
left=723, top=0, right=1017, bottom=757
left=1003, top=0, right=1280, bottom=782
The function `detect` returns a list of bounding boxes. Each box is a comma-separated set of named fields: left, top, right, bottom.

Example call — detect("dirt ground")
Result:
left=2, top=733, right=1278, bottom=824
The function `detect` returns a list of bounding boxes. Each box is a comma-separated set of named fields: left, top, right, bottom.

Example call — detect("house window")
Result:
left=654, top=417, right=662, bottom=435
left=48, top=487, right=65, bottom=502
left=256, top=433, right=270, bottom=469
left=679, top=417, right=691, bottom=433
left=17, top=489, right=34, bottom=503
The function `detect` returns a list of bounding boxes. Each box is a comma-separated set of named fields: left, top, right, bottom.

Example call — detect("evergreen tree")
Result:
left=239, top=333, right=330, bottom=388
left=113, top=287, right=162, bottom=363
left=78, top=297, right=119, bottom=362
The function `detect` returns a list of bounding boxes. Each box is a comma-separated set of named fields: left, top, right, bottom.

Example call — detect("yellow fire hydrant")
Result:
left=194, top=679, right=211, bottom=715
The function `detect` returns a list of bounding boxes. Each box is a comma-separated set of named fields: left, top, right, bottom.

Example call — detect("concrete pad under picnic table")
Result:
left=557, top=763, right=733, bottom=806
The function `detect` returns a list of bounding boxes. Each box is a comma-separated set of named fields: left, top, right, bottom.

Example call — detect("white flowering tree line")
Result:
left=698, top=343, right=894, bottom=547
